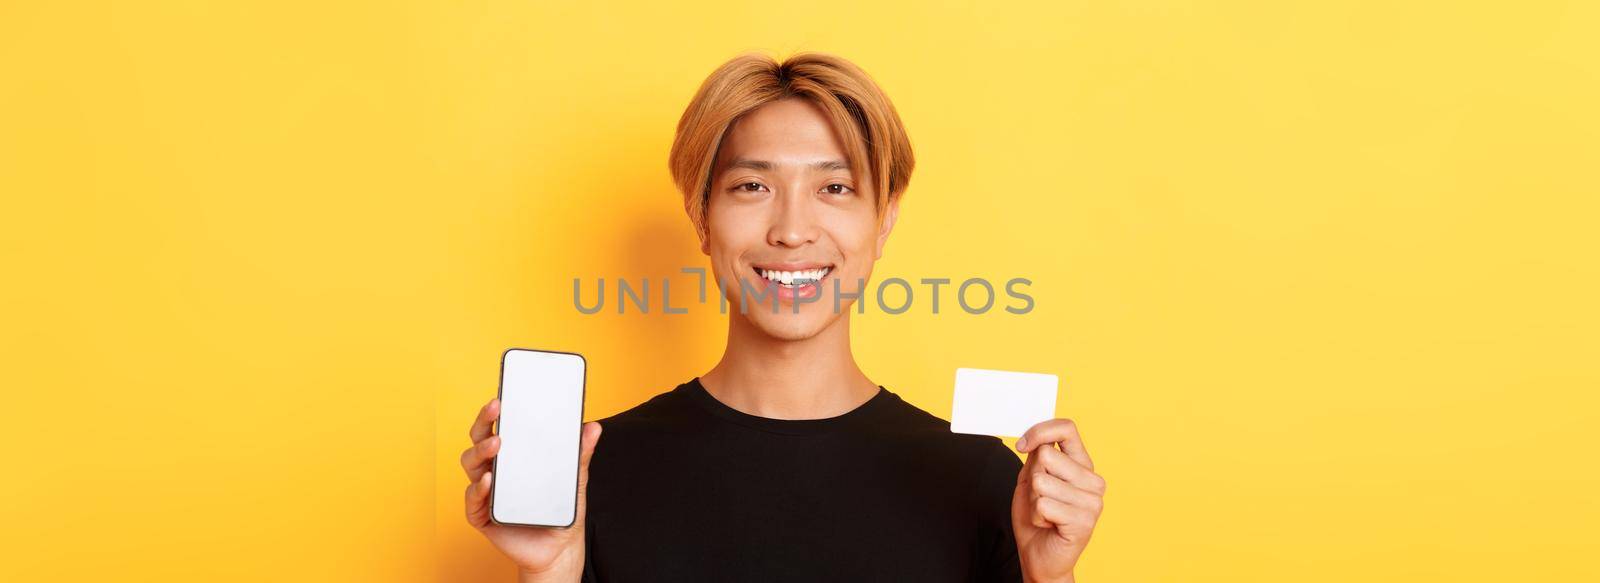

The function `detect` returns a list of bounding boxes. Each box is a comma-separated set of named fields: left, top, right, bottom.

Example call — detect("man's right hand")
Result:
left=462, top=397, right=604, bottom=582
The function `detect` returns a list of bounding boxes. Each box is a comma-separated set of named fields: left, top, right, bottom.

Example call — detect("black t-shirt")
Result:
left=581, top=378, right=1024, bottom=582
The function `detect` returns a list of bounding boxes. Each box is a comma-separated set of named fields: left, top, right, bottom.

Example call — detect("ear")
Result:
left=873, top=197, right=900, bottom=260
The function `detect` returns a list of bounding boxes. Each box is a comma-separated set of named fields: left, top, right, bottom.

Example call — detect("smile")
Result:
left=752, top=265, right=833, bottom=288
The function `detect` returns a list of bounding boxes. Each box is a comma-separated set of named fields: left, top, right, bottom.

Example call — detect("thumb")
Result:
left=573, top=421, right=603, bottom=527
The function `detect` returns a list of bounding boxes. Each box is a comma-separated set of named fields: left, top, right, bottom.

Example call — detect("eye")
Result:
left=734, top=181, right=768, bottom=193
left=822, top=183, right=854, bottom=195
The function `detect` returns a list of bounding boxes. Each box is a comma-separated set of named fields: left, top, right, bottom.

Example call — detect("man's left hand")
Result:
left=1010, top=418, right=1106, bottom=583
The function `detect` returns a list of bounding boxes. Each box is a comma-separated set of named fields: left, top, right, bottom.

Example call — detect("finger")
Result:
left=1026, top=469, right=1104, bottom=514
left=1018, top=454, right=1052, bottom=528
left=1029, top=485, right=1077, bottom=529
left=465, top=469, right=492, bottom=529
left=1030, top=507, right=1051, bottom=529
left=1016, top=418, right=1094, bottom=471
left=469, top=398, right=500, bottom=443
left=1035, top=496, right=1098, bottom=540
left=460, top=435, right=501, bottom=481
left=573, top=421, right=603, bottom=525
left=1015, top=445, right=1039, bottom=489
left=1034, top=444, right=1107, bottom=495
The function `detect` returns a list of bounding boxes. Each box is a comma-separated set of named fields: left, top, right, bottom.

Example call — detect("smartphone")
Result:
left=490, top=348, right=587, bottom=528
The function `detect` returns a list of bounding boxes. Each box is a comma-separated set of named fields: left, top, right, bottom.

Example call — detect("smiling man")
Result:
left=461, top=52, right=1105, bottom=583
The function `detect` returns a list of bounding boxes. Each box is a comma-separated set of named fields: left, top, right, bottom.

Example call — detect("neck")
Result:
left=699, top=311, right=880, bottom=420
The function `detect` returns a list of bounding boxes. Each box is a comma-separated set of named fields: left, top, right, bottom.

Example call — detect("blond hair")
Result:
left=668, top=52, right=915, bottom=241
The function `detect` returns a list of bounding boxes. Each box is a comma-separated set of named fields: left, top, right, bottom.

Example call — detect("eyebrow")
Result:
left=724, top=158, right=851, bottom=172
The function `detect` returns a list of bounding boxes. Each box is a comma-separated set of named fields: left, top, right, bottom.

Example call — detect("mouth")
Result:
left=749, top=263, right=834, bottom=302
left=752, top=265, right=833, bottom=287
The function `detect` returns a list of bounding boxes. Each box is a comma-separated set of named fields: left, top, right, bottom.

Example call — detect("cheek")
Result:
left=705, top=205, right=766, bottom=262
left=826, top=211, right=882, bottom=261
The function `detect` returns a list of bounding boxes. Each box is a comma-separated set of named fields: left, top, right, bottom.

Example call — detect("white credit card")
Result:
left=950, top=368, right=1059, bottom=437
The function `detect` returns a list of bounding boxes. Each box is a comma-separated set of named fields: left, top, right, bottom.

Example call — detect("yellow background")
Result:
left=3, top=1, right=1596, bottom=581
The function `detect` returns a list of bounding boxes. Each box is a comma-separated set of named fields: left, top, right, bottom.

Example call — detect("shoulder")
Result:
left=592, top=380, right=696, bottom=431
left=583, top=381, right=703, bottom=473
left=874, top=393, right=1022, bottom=514
left=877, top=391, right=1023, bottom=471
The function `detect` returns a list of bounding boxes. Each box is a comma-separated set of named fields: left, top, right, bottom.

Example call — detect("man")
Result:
left=461, top=52, right=1105, bottom=582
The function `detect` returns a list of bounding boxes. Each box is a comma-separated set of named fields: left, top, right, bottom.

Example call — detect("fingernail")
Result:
left=1015, top=437, right=1027, bottom=450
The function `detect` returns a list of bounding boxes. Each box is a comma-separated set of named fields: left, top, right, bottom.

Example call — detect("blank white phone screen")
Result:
left=491, top=349, right=585, bottom=527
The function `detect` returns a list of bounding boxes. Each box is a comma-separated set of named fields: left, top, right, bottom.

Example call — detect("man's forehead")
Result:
left=715, top=128, right=852, bottom=172
left=721, top=121, right=842, bottom=151
left=719, top=100, right=847, bottom=156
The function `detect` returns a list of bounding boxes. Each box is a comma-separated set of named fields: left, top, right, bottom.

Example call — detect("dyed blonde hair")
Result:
left=668, top=52, right=915, bottom=241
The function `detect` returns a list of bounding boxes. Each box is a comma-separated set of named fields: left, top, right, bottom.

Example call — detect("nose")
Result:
left=767, top=189, right=820, bottom=248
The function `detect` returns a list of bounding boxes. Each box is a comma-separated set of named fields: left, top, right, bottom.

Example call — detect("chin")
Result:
left=741, top=307, right=840, bottom=341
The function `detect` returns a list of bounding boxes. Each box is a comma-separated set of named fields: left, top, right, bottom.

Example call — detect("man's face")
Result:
left=702, top=97, right=897, bottom=341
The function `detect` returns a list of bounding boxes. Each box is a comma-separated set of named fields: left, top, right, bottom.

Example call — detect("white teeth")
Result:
left=758, top=267, right=831, bottom=286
